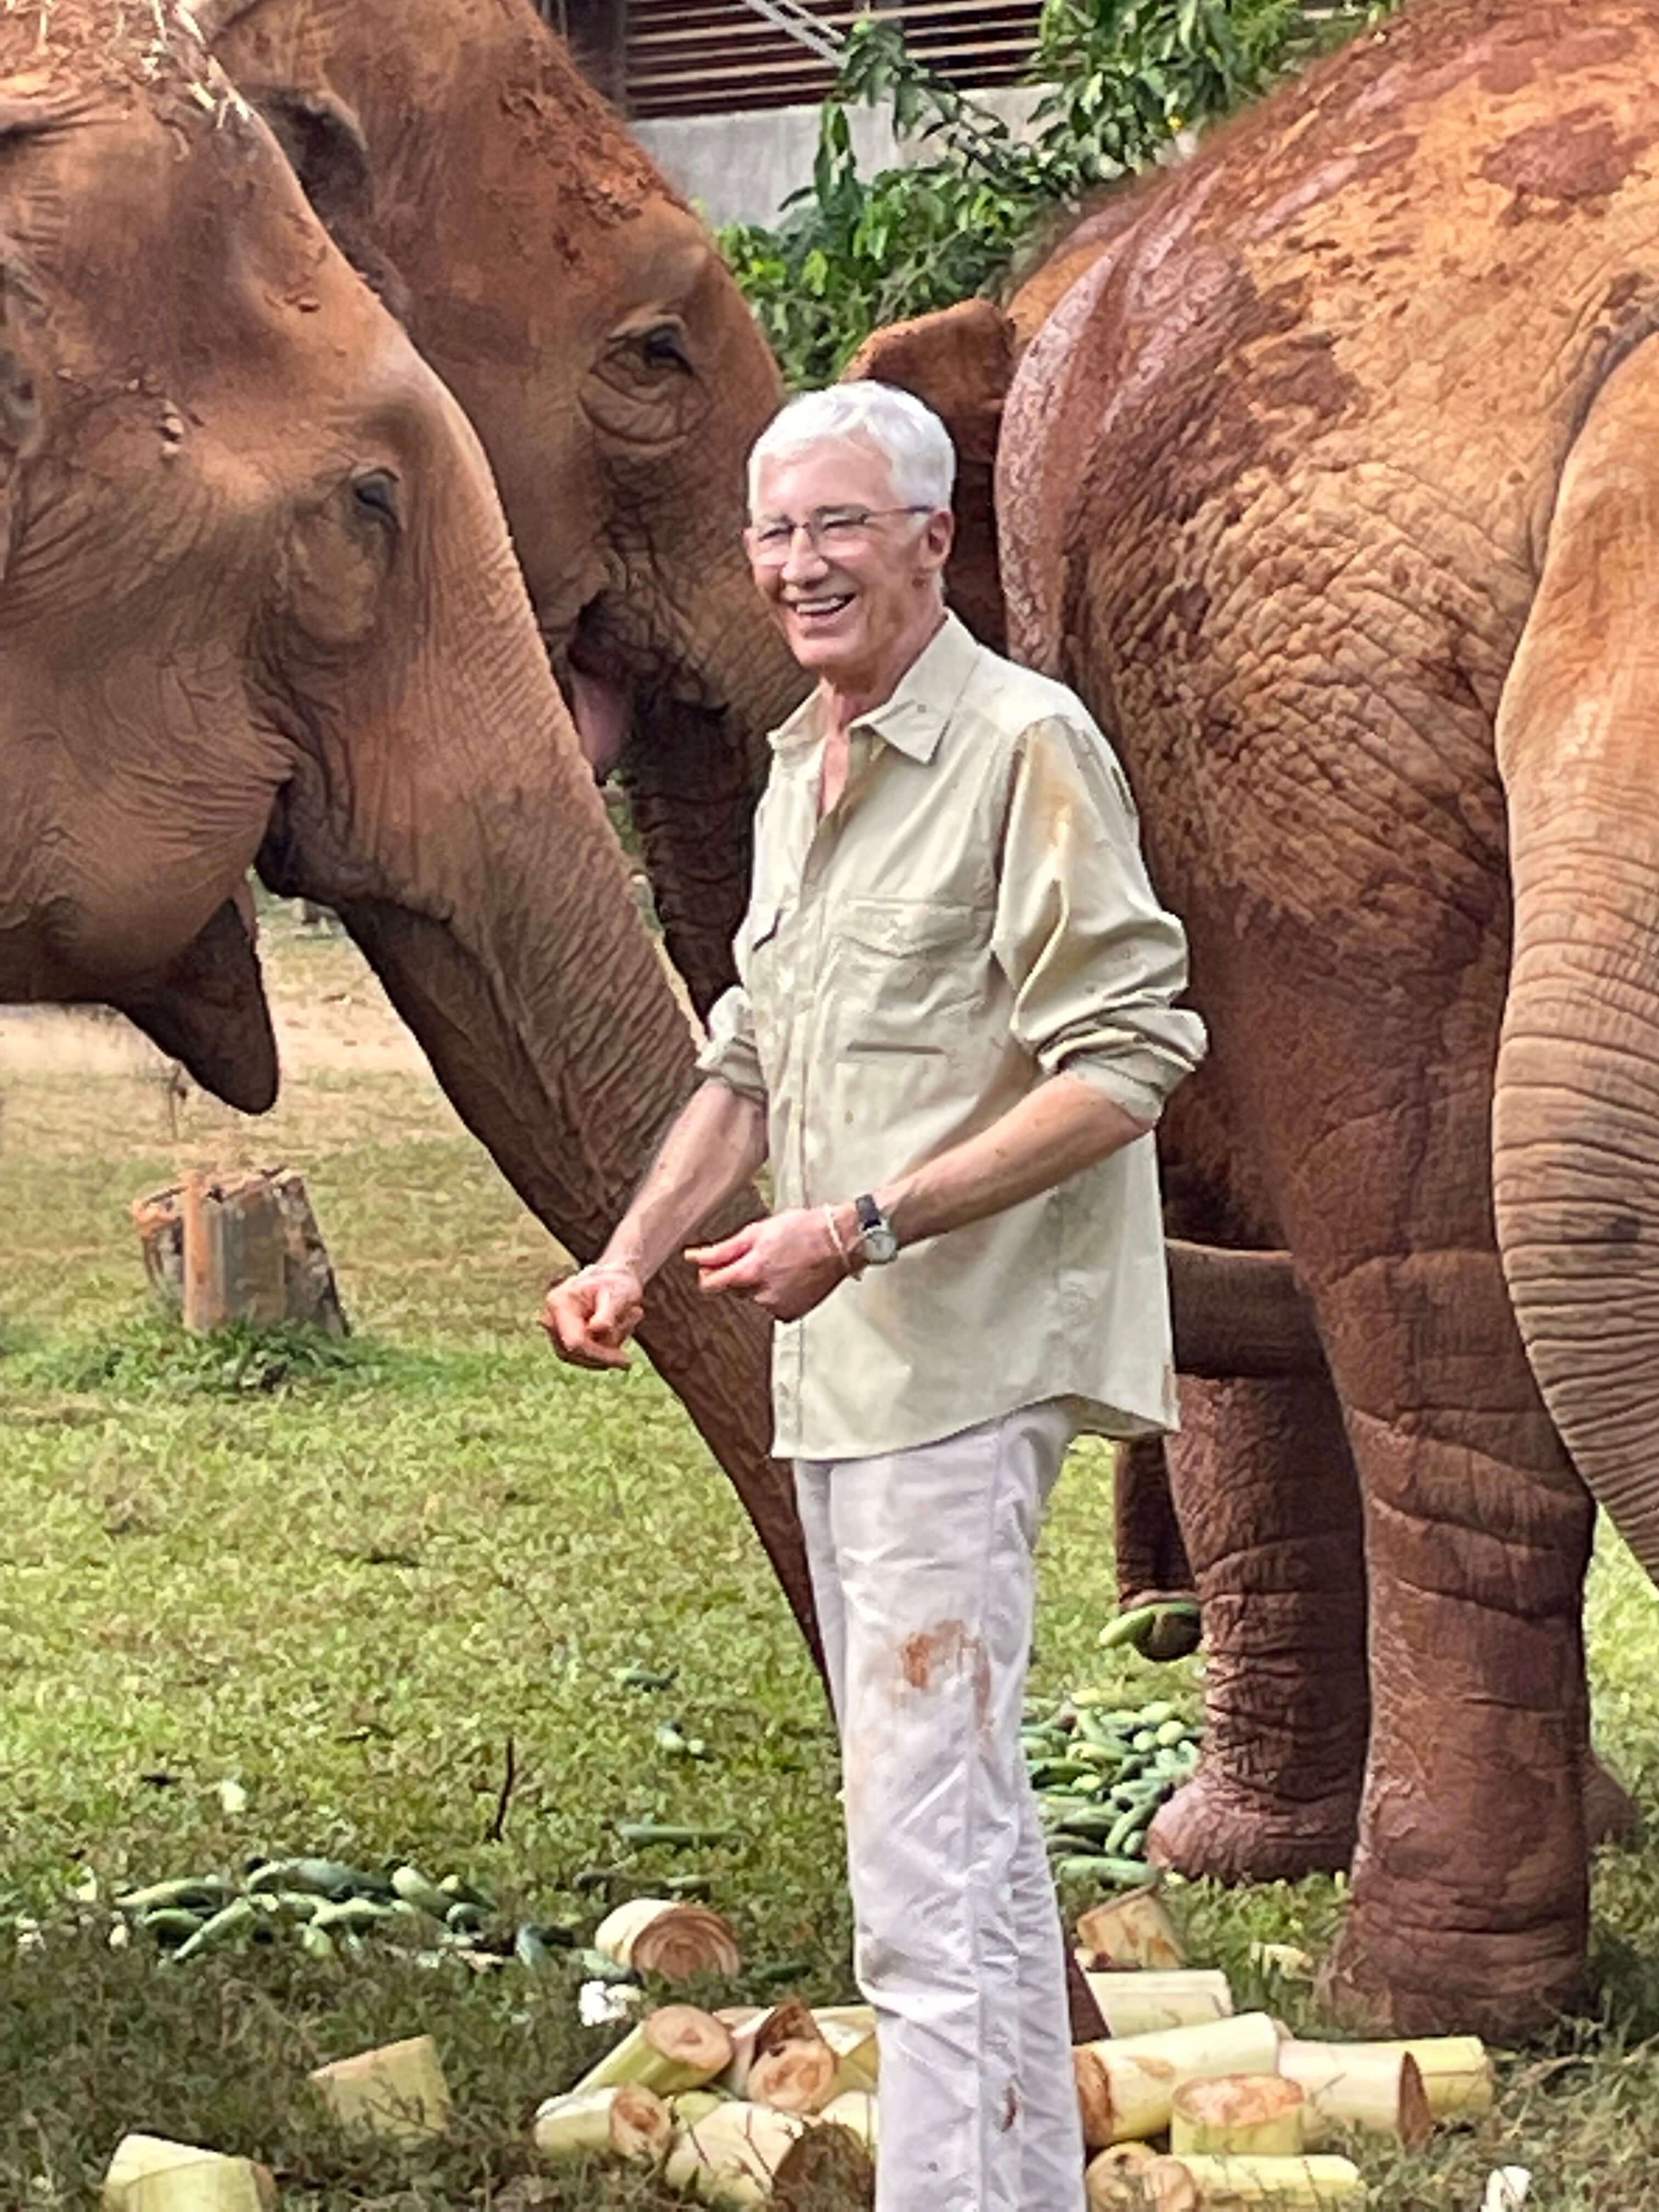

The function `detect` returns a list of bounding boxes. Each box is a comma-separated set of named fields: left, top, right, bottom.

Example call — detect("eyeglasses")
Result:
left=744, top=504, right=933, bottom=565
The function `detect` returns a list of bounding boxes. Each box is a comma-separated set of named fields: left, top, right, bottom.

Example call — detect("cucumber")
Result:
left=438, top=1873, right=496, bottom=1911
left=1106, top=1804, right=1158, bottom=1857
left=116, top=1877, right=232, bottom=1915
left=616, top=1821, right=735, bottom=1850
left=1052, top=1854, right=1156, bottom=1887
left=514, top=1923, right=555, bottom=1973
left=299, top=1921, right=336, bottom=1960
left=170, top=1897, right=258, bottom=1962
left=138, top=1907, right=209, bottom=1942
left=1054, top=1805, right=1124, bottom=1842
left=444, top=1899, right=488, bottom=1934
left=312, top=1898, right=398, bottom=1934
left=246, top=1858, right=391, bottom=1901
left=1154, top=1717, right=1190, bottom=1748
left=390, top=1864, right=452, bottom=1918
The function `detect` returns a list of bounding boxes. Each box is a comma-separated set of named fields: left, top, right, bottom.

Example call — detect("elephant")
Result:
left=842, top=0, right=1659, bottom=2039
left=1, top=0, right=814, bottom=1653
left=207, top=0, right=807, bottom=1022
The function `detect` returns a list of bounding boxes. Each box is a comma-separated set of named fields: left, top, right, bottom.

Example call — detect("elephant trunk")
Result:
left=1493, top=343, right=1659, bottom=1588
left=264, top=507, right=818, bottom=1664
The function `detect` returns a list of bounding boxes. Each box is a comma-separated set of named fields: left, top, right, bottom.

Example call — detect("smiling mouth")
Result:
left=787, top=594, right=854, bottom=619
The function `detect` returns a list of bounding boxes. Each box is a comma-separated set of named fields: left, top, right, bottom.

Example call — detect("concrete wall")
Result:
left=635, top=86, right=1046, bottom=230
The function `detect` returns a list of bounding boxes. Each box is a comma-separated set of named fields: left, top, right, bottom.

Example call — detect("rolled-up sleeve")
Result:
left=992, top=713, right=1207, bottom=1124
left=696, top=979, right=768, bottom=1103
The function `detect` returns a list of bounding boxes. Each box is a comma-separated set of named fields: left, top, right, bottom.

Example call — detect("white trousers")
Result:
left=794, top=1399, right=1086, bottom=2212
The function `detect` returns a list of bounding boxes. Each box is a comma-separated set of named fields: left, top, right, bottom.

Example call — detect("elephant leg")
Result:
left=1146, top=1372, right=1369, bottom=1883
left=1312, top=1246, right=1593, bottom=2038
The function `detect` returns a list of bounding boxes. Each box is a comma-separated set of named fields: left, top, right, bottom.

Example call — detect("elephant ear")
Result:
left=252, top=82, right=414, bottom=325
left=845, top=298, right=1015, bottom=651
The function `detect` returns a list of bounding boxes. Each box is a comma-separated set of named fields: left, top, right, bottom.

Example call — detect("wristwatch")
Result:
left=853, top=1193, right=900, bottom=1268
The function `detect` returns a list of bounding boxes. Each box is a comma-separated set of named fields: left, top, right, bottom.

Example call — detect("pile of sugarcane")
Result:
left=1025, top=1689, right=1201, bottom=1886
left=1068, top=1885, right=1496, bottom=2208
left=98, top=1880, right=1504, bottom=2209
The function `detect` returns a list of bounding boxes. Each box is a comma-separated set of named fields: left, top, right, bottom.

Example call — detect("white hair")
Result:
left=747, top=380, right=956, bottom=515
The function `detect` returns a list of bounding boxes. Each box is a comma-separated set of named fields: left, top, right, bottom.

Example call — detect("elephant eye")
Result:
left=351, top=467, right=401, bottom=527
left=637, top=321, right=691, bottom=375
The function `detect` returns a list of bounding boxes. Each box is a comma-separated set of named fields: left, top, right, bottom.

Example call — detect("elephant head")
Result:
left=208, top=0, right=806, bottom=1017
left=0, top=2, right=814, bottom=1650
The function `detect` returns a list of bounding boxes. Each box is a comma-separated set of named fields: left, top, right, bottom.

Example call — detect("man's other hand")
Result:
left=540, top=1264, right=646, bottom=1369
left=685, top=1207, right=851, bottom=1322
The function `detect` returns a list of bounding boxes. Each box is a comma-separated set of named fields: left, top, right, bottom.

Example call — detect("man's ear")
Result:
left=253, top=82, right=413, bottom=325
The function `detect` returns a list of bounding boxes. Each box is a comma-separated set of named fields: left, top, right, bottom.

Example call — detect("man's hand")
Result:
left=540, top=1263, right=646, bottom=1369
left=685, top=1207, right=853, bottom=1322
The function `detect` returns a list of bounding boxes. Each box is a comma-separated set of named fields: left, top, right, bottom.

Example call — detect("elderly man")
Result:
left=544, top=381, right=1205, bottom=2211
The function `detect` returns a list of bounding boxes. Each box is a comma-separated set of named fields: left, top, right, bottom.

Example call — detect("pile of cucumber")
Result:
left=111, top=1858, right=575, bottom=1968
left=1024, top=1692, right=1201, bottom=1888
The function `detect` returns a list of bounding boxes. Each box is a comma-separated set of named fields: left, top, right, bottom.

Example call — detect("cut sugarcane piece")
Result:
left=103, top=2138, right=277, bottom=2212
left=593, top=1897, right=742, bottom=1982
left=672, top=2089, right=733, bottom=2126
left=308, top=2035, right=451, bottom=2143
left=1147, top=2152, right=1366, bottom=2206
left=1171, top=2074, right=1305, bottom=2157
left=1275, top=2041, right=1432, bottom=2148
left=663, top=2101, right=813, bottom=2206
left=1074, top=2013, right=1283, bottom=2150
left=578, top=2004, right=734, bottom=2097
left=1279, top=2035, right=1488, bottom=2125
left=1076, top=1886, right=1186, bottom=1971
left=772, top=2120, right=876, bottom=2208
left=746, top=2036, right=838, bottom=2113
left=1085, top=2141, right=1159, bottom=2211
left=716, top=1999, right=817, bottom=2096
left=1083, top=1968, right=1234, bottom=2037
left=531, top=2083, right=672, bottom=2162
left=811, top=2006, right=879, bottom=2091
left=818, top=2090, right=877, bottom=2149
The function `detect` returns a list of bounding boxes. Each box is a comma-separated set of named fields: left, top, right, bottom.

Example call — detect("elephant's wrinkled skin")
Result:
left=0, top=1, right=814, bottom=1650
left=989, top=0, right=1659, bottom=2034
left=210, top=0, right=806, bottom=1020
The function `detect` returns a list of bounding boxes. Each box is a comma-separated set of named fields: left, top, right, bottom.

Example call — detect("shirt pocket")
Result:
left=832, top=897, right=989, bottom=1054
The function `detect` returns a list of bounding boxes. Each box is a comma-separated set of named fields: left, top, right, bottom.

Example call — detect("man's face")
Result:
left=748, top=438, right=952, bottom=686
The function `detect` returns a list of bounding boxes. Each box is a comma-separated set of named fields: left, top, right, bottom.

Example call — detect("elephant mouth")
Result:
left=557, top=591, right=720, bottom=787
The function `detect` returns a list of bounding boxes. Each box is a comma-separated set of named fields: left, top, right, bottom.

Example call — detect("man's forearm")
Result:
left=596, top=1079, right=769, bottom=1285
left=836, top=1073, right=1149, bottom=1256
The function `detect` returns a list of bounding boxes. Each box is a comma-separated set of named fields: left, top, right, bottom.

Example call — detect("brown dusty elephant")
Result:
left=853, top=0, right=1659, bottom=2038
left=0, top=0, right=815, bottom=1652
left=207, top=0, right=806, bottom=1022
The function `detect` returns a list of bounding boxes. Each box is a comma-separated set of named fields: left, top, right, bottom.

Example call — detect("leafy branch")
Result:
left=718, top=0, right=1398, bottom=388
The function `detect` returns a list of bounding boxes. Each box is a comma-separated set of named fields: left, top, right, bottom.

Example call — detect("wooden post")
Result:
left=134, top=1167, right=347, bottom=1336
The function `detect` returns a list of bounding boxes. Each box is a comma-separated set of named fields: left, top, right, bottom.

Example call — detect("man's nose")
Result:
left=780, top=526, right=830, bottom=585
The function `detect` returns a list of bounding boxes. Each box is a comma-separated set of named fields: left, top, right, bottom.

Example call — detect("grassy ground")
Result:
left=4, top=909, right=1659, bottom=2206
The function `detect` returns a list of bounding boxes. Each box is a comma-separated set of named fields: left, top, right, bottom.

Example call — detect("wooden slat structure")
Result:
left=540, top=0, right=1045, bottom=116
left=541, top=0, right=1360, bottom=123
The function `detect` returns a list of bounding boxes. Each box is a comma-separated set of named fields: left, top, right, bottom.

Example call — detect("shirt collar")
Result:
left=769, top=610, right=982, bottom=766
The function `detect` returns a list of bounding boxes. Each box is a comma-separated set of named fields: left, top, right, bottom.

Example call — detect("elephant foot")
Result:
left=1318, top=1900, right=1588, bottom=2040
left=1585, top=1749, right=1640, bottom=1847
left=1146, top=1765, right=1359, bottom=1884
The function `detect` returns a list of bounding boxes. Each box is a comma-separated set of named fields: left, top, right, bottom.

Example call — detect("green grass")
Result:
left=4, top=912, right=1659, bottom=2205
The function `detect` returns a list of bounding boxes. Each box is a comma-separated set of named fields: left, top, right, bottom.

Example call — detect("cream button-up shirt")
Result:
left=696, top=612, right=1207, bottom=1462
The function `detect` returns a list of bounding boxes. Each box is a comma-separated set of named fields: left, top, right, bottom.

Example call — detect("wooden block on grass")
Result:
left=103, top=2135, right=277, bottom=2211
left=309, top=2034, right=451, bottom=2143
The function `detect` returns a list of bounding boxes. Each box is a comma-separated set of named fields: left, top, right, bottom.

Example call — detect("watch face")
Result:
left=864, top=1223, right=900, bottom=1265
